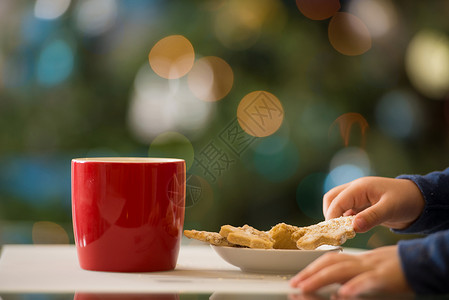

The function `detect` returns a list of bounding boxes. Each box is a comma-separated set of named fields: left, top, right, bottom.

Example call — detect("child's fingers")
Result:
left=298, top=261, right=365, bottom=293
left=290, top=253, right=355, bottom=286
left=291, top=253, right=368, bottom=293
left=324, top=185, right=361, bottom=220
left=338, top=271, right=382, bottom=296
left=323, top=183, right=349, bottom=217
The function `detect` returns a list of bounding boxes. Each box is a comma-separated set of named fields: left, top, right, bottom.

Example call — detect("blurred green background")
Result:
left=1, top=0, right=449, bottom=249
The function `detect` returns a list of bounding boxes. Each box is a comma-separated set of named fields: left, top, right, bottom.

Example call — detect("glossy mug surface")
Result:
left=71, top=157, right=186, bottom=272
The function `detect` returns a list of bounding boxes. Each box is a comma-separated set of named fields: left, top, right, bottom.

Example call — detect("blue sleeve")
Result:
left=398, top=230, right=449, bottom=294
left=395, top=167, right=449, bottom=234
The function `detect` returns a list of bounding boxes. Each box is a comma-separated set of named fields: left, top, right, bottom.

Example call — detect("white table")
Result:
left=0, top=243, right=342, bottom=296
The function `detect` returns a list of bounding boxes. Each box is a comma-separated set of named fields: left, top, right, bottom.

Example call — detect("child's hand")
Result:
left=323, top=177, right=425, bottom=232
left=290, top=246, right=412, bottom=296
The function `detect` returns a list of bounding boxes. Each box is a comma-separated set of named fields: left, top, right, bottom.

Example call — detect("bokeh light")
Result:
left=252, top=135, right=299, bottom=182
left=329, top=112, right=369, bottom=147
left=237, top=91, right=284, bottom=137
left=295, top=0, right=340, bottom=21
left=37, top=39, right=74, bottom=86
left=330, top=147, right=371, bottom=176
left=214, top=0, right=286, bottom=50
left=21, top=10, right=55, bottom=46
left=127, top=63, right=213, bottom=143
left=187, top=56, right=234, bottom=102
left=328, top=12, right=372, bottom=56
left=148, top=35, right=195, bottom=79
left=405, top=30, right=449, bottom=99
left=32, top=221, right=70, bottom=244
left=34, top=0, right=71, bottom=20
left=296, top=172, right=327, bottom=220
left=375, top=90, right=423, bottom=139
left=324, top=146, right=371, bottom=193
left=324, top=164, right=365, bottom=193
left=348, top=0, right=397, bottom=39
left=148, top=131, right=195, bottom=170
left=75, top=0, right=118, bottom=37
left=0, top=157, right=71, bottom=206
left=128, top=66, right=177, bottom=141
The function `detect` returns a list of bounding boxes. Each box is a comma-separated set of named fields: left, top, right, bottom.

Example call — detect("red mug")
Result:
left=71, top=157, right=185, bottom=272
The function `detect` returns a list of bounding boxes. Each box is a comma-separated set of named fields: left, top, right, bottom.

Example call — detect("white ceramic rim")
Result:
left=72, top=157, right=185, bottom=163
left=211, top=244, right=341, bottom=253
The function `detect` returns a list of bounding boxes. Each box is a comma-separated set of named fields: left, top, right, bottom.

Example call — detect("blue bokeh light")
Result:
left=375, top=90, right=421, bottom=139
left=120, top=0, right=164, bottom=19
left=323, top=164, right=365, bottom=193
left=0, top=156, right=71, bottom=207
left=21, top=10, right=56, bottom=46
left=37, top=39, right=74, bottom=86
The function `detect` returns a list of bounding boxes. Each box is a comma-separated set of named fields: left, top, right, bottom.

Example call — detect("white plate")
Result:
left=211, top=245, right=341, bottom=274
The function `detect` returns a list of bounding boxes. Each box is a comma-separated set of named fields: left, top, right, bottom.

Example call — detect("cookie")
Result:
left=269, top=223, right=303, bottom=249
left=219, top=224, right=274, bottom=249
left=292, top=216, right=356, bottom=250
left=183, top=229, right=234, bottom=247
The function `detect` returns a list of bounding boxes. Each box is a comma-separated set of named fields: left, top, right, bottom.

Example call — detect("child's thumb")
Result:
left=353, top=205, right=387, bottom=232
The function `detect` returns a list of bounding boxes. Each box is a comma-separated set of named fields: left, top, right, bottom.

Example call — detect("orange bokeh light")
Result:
left=148, top=35, right=195, bottom=79
left=237, top=91, right=284, bottom=137
left=330, top=112, right=369, bottom=147
left=187, top=56, right=234, bottom=102
left=295, top=0, right=340, bottom=21
left=328, top=12, right=372, bottom=56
